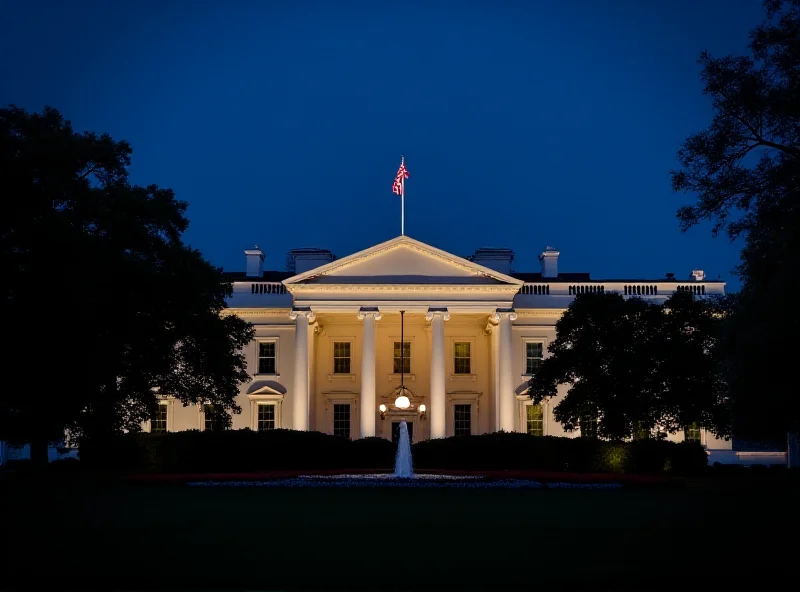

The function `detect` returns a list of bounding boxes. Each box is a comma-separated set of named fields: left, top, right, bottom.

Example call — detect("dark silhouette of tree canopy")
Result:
left=0, top=106, right=253, bottom=461
left=671, top=0, right=800, bottom=440
left=528, top=292, right=729, bottom=441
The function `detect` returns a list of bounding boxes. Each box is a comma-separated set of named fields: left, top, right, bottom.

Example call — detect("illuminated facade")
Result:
left=155, top=235, right=734, bottom=454
left=11, top=234, right=782, bottom=465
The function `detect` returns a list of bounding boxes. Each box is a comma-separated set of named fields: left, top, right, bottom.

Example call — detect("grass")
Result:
left=3, top=470, right=798, bottom=589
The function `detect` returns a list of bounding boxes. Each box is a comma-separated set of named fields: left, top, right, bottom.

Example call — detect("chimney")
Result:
left=691, top=269, right=705, bottom=281
left=287, top=248, right=336, bottom=274
left=244, top=246, right=265, bottom=277
left=469, top=247, right=515, bottom=274
left=538, top=246, right=559, bottom=278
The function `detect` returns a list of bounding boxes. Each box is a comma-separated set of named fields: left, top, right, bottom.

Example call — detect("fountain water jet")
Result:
left=393, top=420, right=414, bottom=478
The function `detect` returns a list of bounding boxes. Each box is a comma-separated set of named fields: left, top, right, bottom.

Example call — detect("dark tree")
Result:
left=671, top=0, right=800, bottom=440
left=529, top=292, right=729, bottom=440
left=0, top=106, right=253, bottom=462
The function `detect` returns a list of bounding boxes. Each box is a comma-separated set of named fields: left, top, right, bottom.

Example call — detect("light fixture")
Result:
left=419, top=404, right=426, bottom=420
left=394, top=394, right=411, bottom=409
left=379, top=404, right=387, bottom=420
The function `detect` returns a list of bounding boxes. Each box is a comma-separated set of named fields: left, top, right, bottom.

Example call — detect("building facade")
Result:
left=147, top=235, right=733, bottom=454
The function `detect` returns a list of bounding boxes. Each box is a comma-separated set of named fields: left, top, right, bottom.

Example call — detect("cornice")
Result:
left=286, top=284, right=521, bottom=294
left=221, top=308, right=292, bottom=317
left=514, top=310, right=567, bottom=317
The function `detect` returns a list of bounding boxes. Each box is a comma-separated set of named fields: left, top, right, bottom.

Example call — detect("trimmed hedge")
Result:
left=80, top=429, right=707, bottom=475
left=411, top=433, right=708, bottom=475
left=80, top=429, right=396, bottom=473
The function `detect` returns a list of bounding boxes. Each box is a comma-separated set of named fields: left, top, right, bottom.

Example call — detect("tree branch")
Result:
left=732, top=113, right=800, bottom=158
left=78, top=165, right=98, bottom=181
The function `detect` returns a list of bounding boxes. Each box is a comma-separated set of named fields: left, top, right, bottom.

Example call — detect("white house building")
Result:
left=153, top=234, right=733, bottom=453
left=9, top=233, right=788, bottom=466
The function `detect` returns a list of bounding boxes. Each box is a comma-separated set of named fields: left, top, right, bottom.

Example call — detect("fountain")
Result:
left=393, top=420, right=414, bottom=478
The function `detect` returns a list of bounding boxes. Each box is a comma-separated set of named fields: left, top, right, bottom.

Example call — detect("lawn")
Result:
left=3, top=471, right=797, bottom=589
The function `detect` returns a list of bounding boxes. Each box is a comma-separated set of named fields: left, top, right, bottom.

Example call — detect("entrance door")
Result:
left=391, top=421, right=414, bottom=444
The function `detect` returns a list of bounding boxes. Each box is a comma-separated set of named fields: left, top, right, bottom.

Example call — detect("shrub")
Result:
left=80, top=429, right=392, bottom=473
left=79, top=429, right=708, bottom=475
left=411, top=432, right=707, bottom=474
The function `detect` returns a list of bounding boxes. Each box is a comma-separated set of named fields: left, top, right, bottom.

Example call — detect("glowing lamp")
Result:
left=419, top=404, right=426, bottom=413
left=379, top=404, right=387, bottom=413
left=394, top=395, right=411, bottom=409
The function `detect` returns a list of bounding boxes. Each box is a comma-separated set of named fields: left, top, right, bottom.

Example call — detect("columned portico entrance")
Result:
left=281, top=235, right=524, bottom=436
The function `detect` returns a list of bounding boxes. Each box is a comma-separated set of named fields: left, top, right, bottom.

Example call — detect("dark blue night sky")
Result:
left=1, top=0, right=764, bottom=287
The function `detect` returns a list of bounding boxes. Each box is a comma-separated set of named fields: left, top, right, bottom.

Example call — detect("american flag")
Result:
left=392, top=157, right=409, bottom=195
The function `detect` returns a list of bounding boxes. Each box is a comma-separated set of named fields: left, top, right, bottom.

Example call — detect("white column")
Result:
left=494, top=308, right=517, bottom=432
left=307, top=319, right=317, bottom=430
left=358, top=307, right=381, bottom=438
left=289, top=307, right=315, bottom=431
left=426, top=307, right=450, bottom=439
left=486, top=318, right=500, bottom=432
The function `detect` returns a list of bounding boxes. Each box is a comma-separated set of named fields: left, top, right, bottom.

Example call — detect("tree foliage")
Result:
left=672, top=0, right=800, bottom=438
left=529, top=292, right=729, bottom=441
left=0, top=106, right=253, bottom=452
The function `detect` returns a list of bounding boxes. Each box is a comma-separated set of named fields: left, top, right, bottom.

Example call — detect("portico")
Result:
left=282, top=236, right=525, bottom=439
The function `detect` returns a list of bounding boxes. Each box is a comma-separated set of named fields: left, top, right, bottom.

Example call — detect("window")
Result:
left=258, top=341, right=276, bottom=374
left=526, top=404, right=544, bottom=437
left=257, top=404, right=276, bottom=431
left=685, top=422, right=701, bottom=443
left=333, top=342, right=351, bottom=374
left=525, top=342, right=544, bottom=375
left=579, top=408, right=598, bottom=439
left=151, top=404, right=168, bottom=433
left=393, top=341, right=411, bottom=374
left=204, top=404, right=223, bottom=432
left=454, top=404, right=472, bottom=436
left=333, top=404, right=351, bottom=438
left=454, top=342, right=471, bottom=374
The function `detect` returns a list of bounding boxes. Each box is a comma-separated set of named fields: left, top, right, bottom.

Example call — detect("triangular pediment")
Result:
left=283, top=236, right=522, bottom=286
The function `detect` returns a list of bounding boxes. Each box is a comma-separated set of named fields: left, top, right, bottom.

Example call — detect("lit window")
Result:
left=258, top=342, right=276, bottom=374
left=333, top=342, right=351, bottom=374
left=393, top=341, right=411, bottom=374
left=333, top=404, right=351, bottom=438
left=685, top=422, right=701, bottom=443
left=257, top=404, right=275, bottom=431
left=454, top=404, right=471, bottom=436
left=525, top=342, right=543, bottom=375
left=204, top=404, right=223, bottom=432
left=454, top=342, right=471, bottom=374
left=526, top=404, right=543, bottom=436
left=151, top=404, right=168, bottom=433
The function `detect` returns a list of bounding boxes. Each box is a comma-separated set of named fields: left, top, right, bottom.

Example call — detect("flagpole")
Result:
left=401, top=155, right=405, bottom=236
left=401, top=174, right=405, bottom=236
